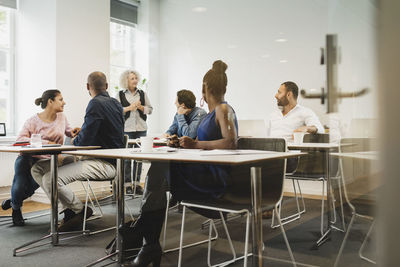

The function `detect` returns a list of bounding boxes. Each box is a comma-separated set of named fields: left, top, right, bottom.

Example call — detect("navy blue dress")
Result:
left=167, top=102, right=238, bottom=201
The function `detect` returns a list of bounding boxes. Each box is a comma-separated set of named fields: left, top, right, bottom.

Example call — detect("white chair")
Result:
left=79, top=134, right=135, bottom=234
left=271, top=133, right=346, bottom=235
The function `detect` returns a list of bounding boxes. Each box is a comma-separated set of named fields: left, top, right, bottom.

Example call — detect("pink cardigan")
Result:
left=17, top=113, right=73, bottom=147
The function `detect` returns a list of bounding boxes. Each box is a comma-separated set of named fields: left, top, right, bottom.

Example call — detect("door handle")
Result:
left=300, top=87, right=370, bottom=99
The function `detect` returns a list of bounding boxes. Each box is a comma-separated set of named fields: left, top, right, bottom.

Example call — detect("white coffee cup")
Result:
left=137, top=136, right=153, bottom=152
left=293, top=132, right=305, bottom=145
left=31, top=134, right=42, bottom=148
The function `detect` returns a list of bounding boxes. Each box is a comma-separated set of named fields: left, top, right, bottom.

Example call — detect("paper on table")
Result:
left=180, top=149, right=276, bottom=156
left=130, top=147, right=178, bottom=154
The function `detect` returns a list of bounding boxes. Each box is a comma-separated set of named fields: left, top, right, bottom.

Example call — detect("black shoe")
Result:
left=134, top=185, right=144, bottom=195
left=1, top=199, right=11, bottom=210
left=125, top=243, right=162, bottom=267
left=58, top=207, right=93, bottom=232
left=127, top=185, right=143, bottom=195
left=12, top=209, right=25, bottom=226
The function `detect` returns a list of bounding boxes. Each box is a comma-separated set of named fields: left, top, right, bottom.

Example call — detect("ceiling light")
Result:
left=279, top=60, right=288, bottom=63
left=275, top=38, right=288, bottom=42
left=192, top=7, right=207, bottom=13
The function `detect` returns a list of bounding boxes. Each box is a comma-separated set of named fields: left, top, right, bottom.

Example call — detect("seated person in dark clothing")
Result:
left=31, top=71, right=125, bottom=231
left=124, top=60, right=239, bottom=267
left=163, top=89, right=207, bottom=139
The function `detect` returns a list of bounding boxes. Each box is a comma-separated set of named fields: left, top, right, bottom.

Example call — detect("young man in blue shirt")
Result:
left=163, top=89, right=206, bottom=139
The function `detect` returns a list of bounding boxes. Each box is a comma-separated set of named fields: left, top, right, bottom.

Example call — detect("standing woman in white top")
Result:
left=116, top=70, right=153, bottom=192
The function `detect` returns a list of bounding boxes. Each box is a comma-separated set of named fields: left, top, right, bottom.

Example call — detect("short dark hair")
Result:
left=34, top=89, right=61, bottom=109
left=87, top=71, right=107, bottom=92
left=282, top=81, right=299, bottom=99
left=177, top=89, right=196, bottom=109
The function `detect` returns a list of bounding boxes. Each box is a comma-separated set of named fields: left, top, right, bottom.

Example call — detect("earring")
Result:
left=200, top=97, right=204, bottom=107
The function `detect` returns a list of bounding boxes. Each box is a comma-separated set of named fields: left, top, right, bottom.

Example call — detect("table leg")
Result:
left=50, top=154, right=59, bottom=245
left=116, top=158, right=125, bottom=263
left=316, top=150, right=332, bottom=246
left=251, top=166, right=263, bottom=267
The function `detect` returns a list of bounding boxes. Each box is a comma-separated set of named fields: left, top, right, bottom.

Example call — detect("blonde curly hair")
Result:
left=119, top=70, right=142, bottom=90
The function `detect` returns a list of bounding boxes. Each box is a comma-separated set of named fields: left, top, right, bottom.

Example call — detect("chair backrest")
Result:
left=124, top=134, right=129, bottom=148
left=339, top=138, right=378, bottom=207
left=294, top=133, right=331, bottom=175
left=222, top=137, right=286, bottom=207
left=303, top=133, right=329, bottom=143
left=238, top=120, right=267, bottom=137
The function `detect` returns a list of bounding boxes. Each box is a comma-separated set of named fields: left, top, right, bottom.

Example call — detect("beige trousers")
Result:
left=31, top=158, right=116, bottom=214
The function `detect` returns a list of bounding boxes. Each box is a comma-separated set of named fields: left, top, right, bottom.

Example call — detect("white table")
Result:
left=0, top=145, right=100, bottom=256
left=331, top=151, right=378, bottom=161
left=66, top=148, right=303, bottom=267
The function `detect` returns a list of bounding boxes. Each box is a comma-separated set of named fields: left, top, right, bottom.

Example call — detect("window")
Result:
left=109, top=21, right=137, bottom=96
left=0, top=6, right=14, bottom=134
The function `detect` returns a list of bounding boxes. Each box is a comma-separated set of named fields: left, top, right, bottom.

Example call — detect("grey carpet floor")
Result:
left=0, top=197, right=376, bottom=267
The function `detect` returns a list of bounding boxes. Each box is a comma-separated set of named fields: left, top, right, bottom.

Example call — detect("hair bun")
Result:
left=212, top=60, right=227, bottom=74
left=34, top=97, right=43, bottom=106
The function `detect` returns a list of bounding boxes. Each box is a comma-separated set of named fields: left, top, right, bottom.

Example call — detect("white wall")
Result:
left=156, top=0, right=377, bottom=135
left=136, top=0, right=161, bottom=135
left=16, top=0, right=110, bottom=131
left=56, top=0, right=110, bottom=127
left=16, top=0, right=57, bottom=131
left=1, top=0, right=111, bottom=186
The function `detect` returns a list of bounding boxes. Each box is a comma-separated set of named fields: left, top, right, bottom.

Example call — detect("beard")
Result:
left=277, top=96, right=289, bottom=106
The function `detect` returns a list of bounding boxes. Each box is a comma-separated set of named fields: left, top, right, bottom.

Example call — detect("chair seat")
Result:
left=181, top=197, right=276, bottom=215
left=285, top=173, right=325, bottom=180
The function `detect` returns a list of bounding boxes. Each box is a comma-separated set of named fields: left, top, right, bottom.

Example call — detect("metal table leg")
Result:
left=316, top=150, right=332, bottom=246
left=14, top=154, right=89, bottom=256
left=84, top=158, right=125, bottom=267
left=251, top=166, right=263, bottom=267
left=116, top=158, right=125, bottom=263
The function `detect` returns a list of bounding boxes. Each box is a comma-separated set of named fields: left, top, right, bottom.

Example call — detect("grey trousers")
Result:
left=31, top=158, right=116, bottom=214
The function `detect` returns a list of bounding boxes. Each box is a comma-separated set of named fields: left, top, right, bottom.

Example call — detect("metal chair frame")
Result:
left=271, top=133, right=346, bottom=234
left=176, top=138, right=297, bottom=267
left=334, top=138, right=377, bottom=266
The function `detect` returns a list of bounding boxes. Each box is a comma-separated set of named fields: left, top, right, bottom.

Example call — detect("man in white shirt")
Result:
left=267, top=81, right=324, bottom=139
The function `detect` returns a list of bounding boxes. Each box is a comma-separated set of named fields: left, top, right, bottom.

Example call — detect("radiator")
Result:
left=0, top=152, right=18, bottom=187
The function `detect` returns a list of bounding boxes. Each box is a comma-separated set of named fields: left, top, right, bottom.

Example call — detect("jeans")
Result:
left=124, top=131, right=147, bottom=183
left=11, top=155, right=40, bottom=210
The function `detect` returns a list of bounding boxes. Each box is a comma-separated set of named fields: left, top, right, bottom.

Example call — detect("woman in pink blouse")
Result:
left=1, top=89, right=79, bottom=226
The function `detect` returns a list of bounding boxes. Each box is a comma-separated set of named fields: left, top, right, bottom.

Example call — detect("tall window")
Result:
left=0, top=6, right=14, bottom=134
left=110, top=21, right=137, bottom=96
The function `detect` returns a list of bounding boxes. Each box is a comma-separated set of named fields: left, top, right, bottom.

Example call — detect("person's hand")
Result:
left=128, top=102, right=137, bottom=111
left=162, top=133, right=170, bottom=138
left=71, top=127, right=81, bottom=137
left=167, top=134, right=179, bottom=147
left=293, top=126, right=308, bottom=133
left=177, top=106, right=190, bottom=115
left=135, top=100, right=144, bottom=112
left=179, top=136, right=197, bottom=149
